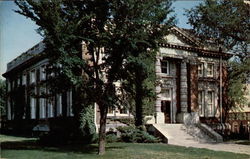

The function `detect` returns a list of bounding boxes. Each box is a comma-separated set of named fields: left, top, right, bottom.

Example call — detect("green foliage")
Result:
left=227, top=59, right=250, bottom=111
left=106, top=134, right=118, bottom=143
left=15, top=0, right=175, bottom=153
left=186, top=0, right=250, bottom=119
left=2, top=134, right=250, bottom=159
left=117, top=126, right=160, bottom=143
left=186, top=0, right=250, bottom=58
left=121, top=51, right=158, bottom=126
left=79, top=105, right=96, bottom=136
left=0, top=79, right=6, bottom=116
left=111, top=118, right=135, bottom=126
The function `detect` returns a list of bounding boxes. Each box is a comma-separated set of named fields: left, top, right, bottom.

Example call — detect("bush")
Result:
left=111, top=118, right=135, bottom=125
left=106, top=134, right=118, bottom=143
left=117, top=126, right=160, bottom=143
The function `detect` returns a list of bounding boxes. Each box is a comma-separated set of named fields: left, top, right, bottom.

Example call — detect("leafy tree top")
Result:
left=186, top=0, right=250, bottom=60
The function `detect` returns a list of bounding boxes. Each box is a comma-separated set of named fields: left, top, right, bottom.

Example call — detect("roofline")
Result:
left=159, top=43, right=233, bottom=59
left=2, top=53, right=46, bottom=78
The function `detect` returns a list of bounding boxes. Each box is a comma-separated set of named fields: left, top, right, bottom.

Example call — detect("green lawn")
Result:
left=1, top=134, right=249, bottom=159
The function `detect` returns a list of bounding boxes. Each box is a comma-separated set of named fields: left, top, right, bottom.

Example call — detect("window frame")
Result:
left=30, top=97, right=36, bottom=119
left=207, top=63, right=214, bottom=77
left=198, top=62, right=204, bottom=77
left=161, top=60, right=169, bottom=75
left=30, top=69, right=36, bottom=84
left=207, top=91, right=215, bottom=117
left=198, top=90, right=205, bottom=117
left=40, top=65, right=46, bottom=81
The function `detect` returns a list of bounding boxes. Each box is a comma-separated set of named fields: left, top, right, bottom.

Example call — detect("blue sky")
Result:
left=0, top=1, right=202, bottom=79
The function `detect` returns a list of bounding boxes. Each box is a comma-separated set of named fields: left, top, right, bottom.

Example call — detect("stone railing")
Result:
left=197, top=123, right=223, bottom=142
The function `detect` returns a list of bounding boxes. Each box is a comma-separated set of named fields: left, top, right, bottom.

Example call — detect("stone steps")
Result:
left=152, top=123, right=216, bottom=145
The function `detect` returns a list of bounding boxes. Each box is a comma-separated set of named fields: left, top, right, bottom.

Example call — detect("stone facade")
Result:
left=2, top=27, right=232, bottom=133
left=227, top=84, right=250, bottom=134
left=155, top=27, right=232, bottom=125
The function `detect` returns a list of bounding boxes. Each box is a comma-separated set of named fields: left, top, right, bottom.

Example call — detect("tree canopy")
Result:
left=15, top=0, right=175, bottom=154
left=0, top=79, right=6, bottom=116
left=186, top=0, right=250, bottom=118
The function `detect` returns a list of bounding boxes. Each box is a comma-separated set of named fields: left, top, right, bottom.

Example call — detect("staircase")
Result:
left=152, top=124, right=220, bottom=145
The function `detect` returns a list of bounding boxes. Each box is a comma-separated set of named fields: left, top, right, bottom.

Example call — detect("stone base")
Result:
left=155, top=112, right=165, bottom=124
left=177, top=112, right=200, bottom=125
left=176, top=112, right=190, bottom=124
left=145, top=115, right=155, bottom=124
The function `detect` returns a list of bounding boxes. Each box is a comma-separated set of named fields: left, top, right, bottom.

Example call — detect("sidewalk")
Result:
left=170, top=141, right=250, bottom=155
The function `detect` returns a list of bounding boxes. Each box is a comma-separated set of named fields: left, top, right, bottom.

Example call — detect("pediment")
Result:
left=165, top=33, right=191, bottom=47
left=164, top=27, right=202, bottom=48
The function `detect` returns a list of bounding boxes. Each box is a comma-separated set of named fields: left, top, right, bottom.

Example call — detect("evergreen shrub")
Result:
left=117, top=126, right=160, bottom=143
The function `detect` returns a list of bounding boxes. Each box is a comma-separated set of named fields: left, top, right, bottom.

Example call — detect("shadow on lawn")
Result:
left=1, top=140, right=125, bottom=154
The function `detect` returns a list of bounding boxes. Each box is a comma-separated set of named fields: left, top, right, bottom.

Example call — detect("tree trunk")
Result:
left=135, top=80, right=143, bottom=127
left=98, top=104, right=107, bottom=155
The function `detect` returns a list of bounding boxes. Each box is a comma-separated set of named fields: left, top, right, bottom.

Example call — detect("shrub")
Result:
left=106, top=134, right=118, bottom=143
left=117, top=126, right=160, bottom=143
left=111, top=118, right=135, bottom=125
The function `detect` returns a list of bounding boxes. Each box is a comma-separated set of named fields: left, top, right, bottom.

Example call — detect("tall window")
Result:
left=30, top=70, right=36, bottom=83
left=161, top=60, right=169, bottom=74
left=40, top=65, right=46, bottom=80
left=48, top=99, right=54, bottom=118
left=198, top=91, right=205, bottom=117
left=7, top=81, right=11, bottom=91
left=67, top=90, right=73, bottom=116
left=17, top=77, right=21, bottom=86
left=22, top=74, right=26, bottom=85
left=198, top=63, right=204, bottom=77
left=39, top=98, right=46, bottom=119
left=57, top=94, right=62, bottom=116
left=207, top=63, right=214, bottom=77
left=30, top=97, right=36, bottom=119
left=7, top=98, right=12, bottom=120
left=207, top=91, right=214, bottom=116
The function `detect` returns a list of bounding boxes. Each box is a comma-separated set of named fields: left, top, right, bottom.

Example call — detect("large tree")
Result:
left=186, top=0, right=250, bottom=121
left=15, top=0, right=175, bottom=154
left=121, top=52, right=157, bottom=126
left=0, top=79, right=6, bottom=117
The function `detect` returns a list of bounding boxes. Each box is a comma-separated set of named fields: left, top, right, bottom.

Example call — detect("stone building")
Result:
left=2, top=42, right=78, bottom=133
left=227, top=84, right=250, bottom=134
left=2, top=27, right=232, bottom=133
left=154, top=27, right=232, bottom=125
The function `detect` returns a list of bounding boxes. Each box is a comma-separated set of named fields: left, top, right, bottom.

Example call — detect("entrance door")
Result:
left=161, top=101, right=171, bottom=123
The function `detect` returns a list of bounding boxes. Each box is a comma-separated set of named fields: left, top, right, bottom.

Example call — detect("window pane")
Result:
left=161, top=61, right=169, bottom=74
left=207, top=91, right=214, bottom=116
left=30, top=70, right=36, bottom=83
left=41, top=65, right=46, bottom=80
left=198, top=91, right=204, bottom=116
left=30, top=98, right=36, bottom=119
left=207, top=64, right=214, bottom=76
left=198, top=63, right=204, bottom=76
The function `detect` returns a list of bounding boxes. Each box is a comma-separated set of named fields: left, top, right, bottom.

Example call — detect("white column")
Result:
left=155, top=56, right=164, bottom=123
left=177, top=60, right=190, bottom=123
left=180, top=61, right=188, bottom=113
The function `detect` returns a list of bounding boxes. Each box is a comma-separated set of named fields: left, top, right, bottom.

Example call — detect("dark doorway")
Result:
left=161, top=100, right=171, bottom=123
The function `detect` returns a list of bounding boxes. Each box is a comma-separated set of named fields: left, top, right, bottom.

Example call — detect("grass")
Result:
left=1, top=134, right=250, bottom=159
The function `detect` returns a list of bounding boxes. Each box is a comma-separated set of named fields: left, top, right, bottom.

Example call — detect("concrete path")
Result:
left=153, top=124, right=250, bottom=155
left=171, top=140, right=250, bottom=155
